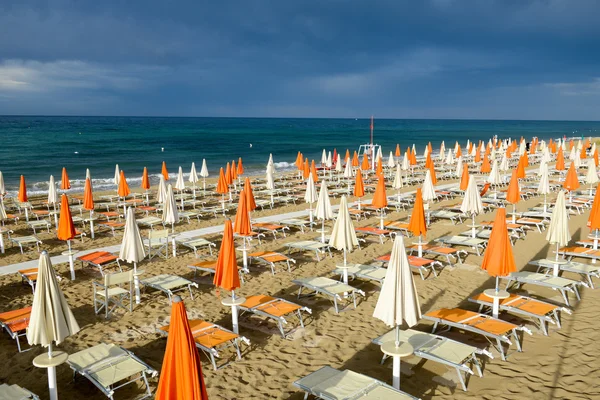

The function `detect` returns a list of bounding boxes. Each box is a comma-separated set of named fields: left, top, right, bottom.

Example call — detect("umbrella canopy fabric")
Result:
left=0, top=171, right=4, bottom=195
left=408, top=189, right=427, bottom=237
left=142, top=167, right=151, bottom=190
left=329, top=196, right=359, bottom=251
left=175, top=167, right=186, bottom=191
left=163, top=184, right=180, bottom=226
left=57, top=194, right=76, bottom=241
left=0, top=201, right=7, bottom=221
left=589, top=184, right=600, bottom=231
left=392, top=164, right=403, bottom=190
left=537, top=163, right=551, bottom=195
left=480, top=208, right=516, bottom=277
left=61, top=167, right=71, bottom=190
left=387, top=152, right=395, bottom=168
left=157, top=176, right=168, bottom=203
left=343, top=159, right=353, bottom=178
left=237, top=158, right=244, bottom=175
left=265, top=168, right=275, bottom=191
left=488, top=160, right=501, bottom=185
left=304, top=174, right=318, bottom=204
left=421, top=170, right=436, bottom=202
left=118, top=170, right=131, bottom=198
left=556, top=147, right=565, bottom=170
left=225, top=163, right=233, bottom=186
left=200, top=159, right=209, bottom=178
left=83, top=178, right=94, bottom=211
left=162, top=161, right=169, bottom=181
left=546, top=191, right=571, bottom=246
left=586, top=158, right=599, bottom=185
left=189, top=163, right=199, bottom=184
left=373, top=235, right=421, bottom=327
left=155, top=297, right=209, bottom=400
left=18, top=175, right=28, bottom=202
left=47, top=175, right=58, bottom=206
left=314, top=181, right=333, bottom=221
left=244, top=177, right=256, bottom=211
left=216, top=168, right=229, bottom=194
left=563, top=162, right=580, bottom=192
left=310, top=160, right=318, bottom=182
left=213, top=220, right=240, bottom=291
left=460, top=175, right=484, bottom=215
left=371, top=175, right=388, bottom=209
left=119, top=207, right=146, bottom=263
left=233, top=189, right=251, bottom=235
left=506, top=169, right=521, bottom=204
left=26, top=252, right=80, bottom=347
left=353, top=169, right=365, bottom=198
left=459, top=162, right=469, bottom=190
left=114, top=164, right=120, bottom=185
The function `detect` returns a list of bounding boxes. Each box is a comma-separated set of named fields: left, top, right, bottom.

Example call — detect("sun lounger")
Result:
left=468, top=292, right=571, bottom=336
left=292, top=277, right=365, bottom=313
left=239, top=295, right=312, bottom=337
left=429, top=210, right=464, bottom=224
left=423, top=308, right=531, bottom=360
left=248, top=251, right=296, bottom=274
left=515, top=217, right=547, bottom=233
left=407, top=244, right=466, bottom=265
left=251, top=222, right=290, bottom=239
left=175, top=235, right=216, bottom=257
left=77, top=251, right=121, bottom=276
left=0, top=307, right=32, bottom=352
left=9, top=235, right=42, bottom=254
left=97, top=221, right=125, bottom=237
left=376, top=254, right=443, bottom=280
left=286, top=240, right=332, bottom=261
left=158, top=319, right=250, bottom=370
left=136, top=216, right=164, bottom=230
left=27, top=219, right=51, bottom=234
left=234, top=231, right=265, bottom=245
left=96, top=211, right=121, bottom=221
left=67, top=343, right=157, bottom=399
left=279, top=218, right=312, bottom=233
left=0, top=384, right=39, bottom=399
left=179, top=210, right=203, bottom=223
left=293, top=366, right=419, bottom=400
left=372, top=328, right=492, bottom=391
left=18, top=267, right=62, bottom=294
left=355, top=226, right=395, bottom=244
left=481, top=221, right=527, bottom=238
left=140, top=274, right=198, bottom=301
left=529, top=259, right=600, bottom=288
left=434, top=235, right=487, bottom=256
left=333, top=263, right=387, bottom=285
left=501, top=271, right=584, bottom=306
left=558, top=246, right=600, bottom=263
left=347, top=208, right=371, bottom=221
left=188, top=259, right=248, bottom=282
left=383, top=220, right=411, bottom=236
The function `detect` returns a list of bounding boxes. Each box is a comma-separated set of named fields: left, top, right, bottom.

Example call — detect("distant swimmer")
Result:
left=161, top=147, right=164, bottom=152
left=249, top=143, right=253, bottom=148
left=74, top=151, right=79, bottom=154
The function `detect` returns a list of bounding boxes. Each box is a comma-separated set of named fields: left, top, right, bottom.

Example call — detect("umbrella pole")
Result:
left=203, top=177, right=206, bottom=195
left=47, top=343, right=59, bottom=400
left=231, top=290, right=240, bottom=334
left=593, top=230, right=599, bottom=264
left=512, top=204, right=516, bottom=224
left=418, top=235, right=423, bottom=258
left=68, top=240, right=75, bottom=280
left=134, top=262, right=141, bottom=304
left=54, top=213, right=59, bottom=230
left=591, top=183, right=594, bottom=197
left=25, top=207, right=29, bottom=222
left=321, top=219, right=325, bottom=243
left=308, top=203, right=313, bottom=224
left=89, top=211, right=95, bottom=240
left=342, top=248, right=348, bottom=284
left=471, top=213, right=476, bottom=239
left=544, top=193, right=547, bottom=213
left=0, top=231, right=4, bottom=254
left=357, top=197, right=361, bottom=210
left=379, top=211, right=384, bottom=230
left=242, top=237, right=248, bottom=269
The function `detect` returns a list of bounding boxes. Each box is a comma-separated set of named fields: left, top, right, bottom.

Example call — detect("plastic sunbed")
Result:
left=407, top=244, right=466, bottom=265
left=0, top=307, right=32, bottom=352
left=158, top=319, right=250, bottom=370
left=515, top=217, right=547, bottom=233
left=529, top=259, right=600, bottom=288
left=383, top=220, right=411, bottom=236
left=347, top=208, right=371, bottom=221
left=333, top=263, right=387, bottom=285
left=179, top=210, right=203, bottom=224
left=251, top=222, right=290, bottom=239
left=279, top=218, right=313, bottom=233
left=558, top=246, right=600, bottom=263
left=292, top=277, right=365, bottom=313
left=187, top=259, right=248, bottom=282
left=77, top=251, right=121, bottom=276
left=376, top=254, right=443, bottom=280
left=97, top=221, right=125, bottom=237
left=18, top=267, right=62, bottom=294
left=286, top=240, right=332, bottom=261
left=239, top=295, right=312, bottom=337
left=293, top=366, right=419, bottom=400
left=423, top=308, right=532, bottom=361
left=27, top=219, right=51, bottom=234
left=355, top=226, right=395, bottom=244
left=434, top=235, right=487, bottom=256
left=501, top=271, right=584, bottom=306
left=0, top=384, right=39, bottom=400
left=175, top=236, right=216, bottom=257
left=140, top=274, right=199, bottom=301
left=136, top=216, right=164, bottom=230
left=372, top=328, right=492, bottom=391
left=429, top=210, right=464, bottom=224
left=248, top=251, right=296, bottom=274
left=66, top=343, right=157, bottom=399
left=9, top=235, right=42, bottom=254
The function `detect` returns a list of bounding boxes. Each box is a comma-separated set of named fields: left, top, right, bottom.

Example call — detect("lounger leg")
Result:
left=561, top=290, right=570, bottom=306
left=456, top=367, right=467, bottom=391
left=297, top=311, right=304, bottom=328
left=418, top=269, right=424, bottom=280
left=472, top=355, right=483, bottom=377
left=277, top=321, right=285, bottom=337
left=513, top=331, right=522, bottom=352
left=574, top=286, right=581, bottom=301
left=497, top=338, right=507, bottom=361
left=431, top=322, right=439, bottom=333
left=333, top=297, right=339, bottom=313
left=234, top=340, right=242, bottom=360
left=554, top=310, right=562, bottom=329
left=210, top=354, right=217, bottom=370
left=540, top=318, right=548, bottom=336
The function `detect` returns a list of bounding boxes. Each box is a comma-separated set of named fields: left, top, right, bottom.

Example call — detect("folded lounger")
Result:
left=355, top=226, right=395, bottom=244
left=423, top=308, right=532, bottom=361
left=158, top=319, right=250, bottom=370
left=239, top=295, right=312, bottom=337
left=376, top=254, right=443, bottom=280
left=501, top=271, right=584, bottom=306
left=286, top=240, right=332, bottom=261
left=77, top=251, right=121, bottom=276
left=468, top=293, right=571, bottom=336
left=434, top=235, right=487, bottom=256
left=0, top=306, right=32, bottom=352
left=293, top=366, right=419, bottom=400
left=372, top=328, right=492, bottom=391
left=66, top=343, right=157, bottom=399
left=248, top=251, right=296, bottom=274
left=292, top=277, right=365, bottom=313
left=188, top=259, right=248, bottom=283
left=251, top=222, right=290, bottom=239
left=558, top=246, right=600, bottom=263
left=9, top=235, right=42, bottom=254
left=18, top=267, right=62, bottom=294
left=0, top=384, right=39, bottom=400
left=175, top=235, right=217, bottom=257
left=407, top=244, right=466, bottom=265
left=140, top=274, right=199, bottom=301
left=529, top=258, right=600, bottom=288
left=333, top=264, right=387, bottom=285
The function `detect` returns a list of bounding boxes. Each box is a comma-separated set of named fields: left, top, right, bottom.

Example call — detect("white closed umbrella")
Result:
left=373, top=235, right=421, bottom=389
left=537, top=162, right=551, bottom=212
left=491, top=146, right=497, bottom=160
left=392, top=164, right=403, bottom=202
left=329, top=196, right=359, bottom=283
left=314, top=180, right=333, bottom=243
left=335, top=154, right=343, bottom=174
left=0, top=201, right=6, bottom=251
left=304, top=174, right=318, bottom=224
left=0, top=171, right=5, bottom=200
left=48, top=175, right=58, bottom=211
left=163, top=184, right=179, bottom=233
left=445, top=149, right=454, bottom=165
left=175, top=166, right=186, bottom=208
left=200, top=159, right=209, bottom=193
left=439, top=142, right=446, bottom=161
left=460, top=175, right=484, bottom=238
left=156, top=175, right=167, bottom=204
left=27, top=251, right=80, bottom=400
left=321, top=149, right=327, bottom=165
left=488, top=159, right=501, bottom=185
left=387, top=151, right=395, bottom=168
left=266, top=167, right=275, bottom=207
left=569, top=146, right=576, bottom=161
left=546, top=191, right=571, bottom=274
left=455, top=157, right=463, bottom=177
left=85, top=168, right=91, bottom=180
left=377, top=146, right=383, bottom=162
left=574, top=150, right=582, bottom=168
left=119, top=207, right=146, bottom=303
left=500, top=153, right=509, bottom=172
left=401, top=153, right=409, bottom=171
left=422, top=170, right=436, bottom=202
left=326, top=151, right=333, bottom=168
left=189, top=162, right=199, bottom=198
left=585, top=158, right=598, bottom=196
left=113, top=164, right=120, bottom=186
left=423, top=146, right=429, bottom=158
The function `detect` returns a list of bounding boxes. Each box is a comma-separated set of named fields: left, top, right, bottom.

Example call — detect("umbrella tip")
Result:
left=41, top=250, right=48, bottom=256
left=171, top=295, right=182, bottom=303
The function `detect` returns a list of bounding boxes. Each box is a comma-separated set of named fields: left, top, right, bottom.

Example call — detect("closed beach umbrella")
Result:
left=83, top=178, right=95, bottom=238
left=27, top=251, right=80, bottom=400
left=585, top=158, right=598, bottom=196
left=459, top=162, right=469, bottom=190
left=200, top=159, right=209, bottom=192
left=18, top=175, right=28, bottom=222
left=372, top=175, right=388, bottom=229
left=113, top=164, right=120, bottom=186
left=234, top=189, right=252, bottom=269
left=141, top=167, right=150, bottom=191
left=421, top=170, right=436, bottom=203
left=488, top=159, right=501, bottom=186
left=175, top=166, right=186, bottom=191
left=343, top=158, right=353, bottom=179
left=354, top=169, right=365, bottom=209
left=157, top=175, right=168, bottom=204
left=321, top=149, right=327, bottom=165
left=428, top=162, right=437, bottom=185
left=481, top=153, right=491, bottom=173
left=237, top=157, right=244, bottom=179
left=244, top=177, right=256, bottom=212
left=335, top=154, right=343, bottom=174
left=302, top=158, right=310, bottom=179
left=310, top=160, right=318, bottom=182
left=163, top=184, right=179, bottom=233
left=376, top=158, right=383, bottom=177
left=408, top=188, right=427, bottom=256
left=225, top=163, right=232, bottom=187
left=373, top=235, right=421, bottom=389
left=455, top=157, right=463, bottom=178
left=537, top=162, right=551, bottom=212
left=162, top=161, right=169, bottom=181
left=546, top=191, right=571, bottom=273
left=329, top=196, right=358, bottom=283
left=315, top=180, right=333, bottom=243
left=0, top=171, right=5, bottom=198
left=361, top=153, right=370, bottom=170
left=119, top=207, right=146, bottom=303
left=155, top=296, right=208, bottom=400
left=57, top=194, right=77, bottom=280
left=555, top=147, right=565, bottom=171
left=563, top=162, right=580, bottom=202
left=266, top=167, right=275, bottom=207
left=216, top=167, right=229, bottom=213
left=461, top=175, right=484, bottom=238
left=588, top=185, right=600, bottom=240
left=402, top=152, right=410, bottom=171
left=445, top=149, right=454, bottom=165
left=214, top=219, right=243, bottom=333
left=352, top=151, right=359, bottom=167
left=305, top=173, right=318, bottom=223
left=85, top=168, right=91, bottom=181
left=48, top=175, right=58, bottom=210
left=117, top=170, right=130, bottom=199
left=387, top=151, right=396, bottom=168
left=506, top=169, right=520, bottom=223
left=392, top=164, right=403, bottom=202
left=60, top=167, right=70, bottom=190
left=231, top=160, right=238, bottom=187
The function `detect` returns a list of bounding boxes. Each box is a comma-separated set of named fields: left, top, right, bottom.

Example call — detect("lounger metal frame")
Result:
left=239, top=297, right=312, bottom=337
left=140, top=274, right=199, bottom=301
left=292, top=277, right=365, bottom=313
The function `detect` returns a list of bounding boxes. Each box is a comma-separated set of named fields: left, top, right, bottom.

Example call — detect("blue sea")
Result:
left=1, top=116, right=599, bottom=196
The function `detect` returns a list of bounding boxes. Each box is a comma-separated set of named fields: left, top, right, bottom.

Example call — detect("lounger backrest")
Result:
left=105, top=270, right=133, bottom=286
left=149, top=229, right=169, bottom=241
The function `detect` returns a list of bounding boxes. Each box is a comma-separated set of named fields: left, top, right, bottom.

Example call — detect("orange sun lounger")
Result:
left=18, top=267, right=62, bottom=294
left=0, top=306, right=32, bottom=352
left=158, top=319, right=250, bottom=370
left=559, top=246, right=600, bottom=262
left=376, top=254, right=443, bottom=280
left=251, top=222, right=290, bottom=239
left=76, top=251, right=121, bottom=275
left=355, top=226, right=394, bottom=244
left=248, top=251, right=296, bottom=274
left=407, top=244, right=467, bottom=265
left=239, top=295, right=312, bottom=337
left=423, top=308, right=532, bottom=360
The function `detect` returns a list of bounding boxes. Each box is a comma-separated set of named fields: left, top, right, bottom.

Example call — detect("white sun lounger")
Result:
left=136, top=216, right=164, bottom=230
left=333, top=264, right=387, bottom=285
left=286, top=240, right=332, bottom=261
left=27, top=219, right=51, bottom=234
left=280, top=218, right=313, bottom=233
left=0, top=384, right=39, bottom=400
left=501, top=271, right=584, bottom=306
left=67, top=343, right=157, bottom=399
left=9, top=235, right=42, bottom=254
left=293, top=366, right=419, bottom=400
left=175, top=236, right=216, bottom=257
left=178, top=210, right=203, bottom=223
left=292, top=277, right=365, bottom=313
left=239, top=295, right=312, bottom=337
left=434, top=235, right=486, bottom=256
left=372, top=328, right=492, bottom=391
left=429, top=210, right=464, bottom=224
left=529, top=259, right=600, bottom=289
left=188, top=259, right=248, bottom=283
left=140, top=274, right=199, bottom=301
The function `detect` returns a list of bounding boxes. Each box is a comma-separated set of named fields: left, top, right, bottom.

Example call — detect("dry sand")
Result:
left=0, top=172, right=599, bottom=400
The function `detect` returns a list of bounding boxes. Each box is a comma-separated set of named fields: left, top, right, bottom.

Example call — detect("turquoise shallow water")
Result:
left=1, top=116, right=599, bottom=195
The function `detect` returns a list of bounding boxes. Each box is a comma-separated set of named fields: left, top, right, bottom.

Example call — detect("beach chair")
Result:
left=145, top=229, right=170, bottom=260
left=9, top=235, right=42, bottom=254
left=239, top=295, right=312, bottom=337
left=429, top=210, right=464, bottom=224
left=279, top=218, right=312, bottom=233
left=251, top=222, right=290, bottom=239
left=140, top=274, right=198, bottom=301
left=293, top=366, right=419, bottom=400
left=27, top=219, right=51, bottom=234
left=0, top=384, right=39, bottom=400
left=372, top=328, right=492, bottom=391
left=355, top=226, right=395, bottom=244
left=136, top=216, right=164, bottom=230
left=157, top=319, right=250, bottom=370
left=286, top=240, right=332, bottom=261
left=179, top=210, right=203, bottom=224
left=292, top=277, right=365, bottom=313
left=333, top=263, right=387, bottom=285
left=501, top=271, right=583, bottom=306
left=97, top=221, right=125, bottom=237
left=468, top=292, right=571, bottom=336
left=0, top=306, right=32, bottom=352
left=77, top=251, right=121, bottom=276
left=434, top=235, right=487, bottom=256
left=407, top=244, right=467, bottom=265
left=175, top=235, right=216, bottom=257
left=383, top=220, right=411, bottom=236
left=93, top=270, right=134, bottom=318
left=558, top=246, right=600, bottom=263
left=248, top=251, right=296, bottom=274
left=423, top=308, right=532, bottom=361
left=188, top=259, right=248, bottom=283
left=529, top=259, right=600, bottom=288
left=18, top=267, right=62, bottom=294
left=376, top=254, right=443, bottom=280
left=515, top=217, right=547, bottom=233
left=67, top=343, right=157, bottom=399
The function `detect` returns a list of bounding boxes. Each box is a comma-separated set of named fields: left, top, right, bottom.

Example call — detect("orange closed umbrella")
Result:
left=563, top=162, right=580, bottom=195
left=522, top=153, right=529, bottom=167
left=310, top=160, right=318, bottom=182
left=409, top=148, right=417, bottom=166
left=118, top=170, right=131, bottom=198
left=556, top=147, right=565, bottom=170
left=18, top=175, right=28, bottom=203
left=237, top=157, right=244, bottom=176
left=224, top=163, right=232, bottom=186
left=345, top=149, right=350, bottom=162
left=595, top=148, right=599, bottom=167
left=408, top=188, right=427, bottom=256
left=141, top=167, right=150, bottom=190
left=295, top=152, right=303, bottom=170
left=162, top=161, right=169, bottom=181
left=580, top=145, right=587, bottom=160
left=155, top=297, right=209, bottom=400
left=460, top=162, right=469, bottom=191
left=234, top=189, right=252, bottom=269
left=516, top=155, right=526, bottom=179
left=569, top=139, right=574, bottom=150
left=216, top=168, right=228, bottom=194
left=395, top=144, right=401, bottom=157
left=352, top=151, right=359, bottom=167
left=244, top=177, right=256, bottom=212
left=361, top=153, right=370, bottom=170
left=354, top=168, right=365, bottom=209
left=481, top=153, right=491, bottom=173
left=303, top=158, right=310, bottom=179
left=506, top=169, right=520, bottom=223
left=376, top=157, right=383, bottom=176
left=428, top=163, right=437, bottom=186
left=371, top=175, right=388, bottom=229
left=231, top=160, right=238, bottom=182
left=58, top=194, right=78, bottom=279
left=588, top=184, right=600, bottom=233
left=61, top=167, right=71, bottom=190
left=83, top=178, right=94, bottom=212
left=425, top=152, right=432, bottom=169
left=455, top=144, right=462, bottom=158
left=475, top=147, right=481, bottom=163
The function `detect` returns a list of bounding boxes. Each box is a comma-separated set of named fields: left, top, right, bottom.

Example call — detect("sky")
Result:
left=1, top=0, right=600, bottom=120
